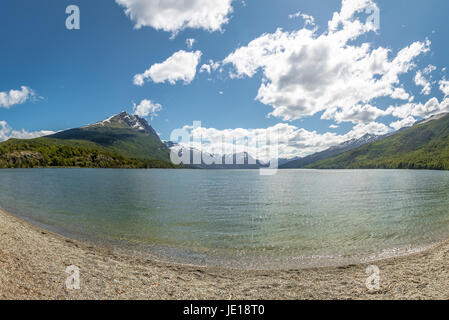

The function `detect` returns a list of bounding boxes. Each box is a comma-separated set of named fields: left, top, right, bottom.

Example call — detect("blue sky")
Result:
left=1, top=0, right=449, bottom=158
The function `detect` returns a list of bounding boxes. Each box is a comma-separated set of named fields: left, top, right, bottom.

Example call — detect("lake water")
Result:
left=1, top=169, right=449, bottom=269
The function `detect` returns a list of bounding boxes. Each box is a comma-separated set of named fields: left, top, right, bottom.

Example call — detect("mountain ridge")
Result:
left=280, top=133, right=383, bottom=169
left=307, top=113, right=449, bottom=170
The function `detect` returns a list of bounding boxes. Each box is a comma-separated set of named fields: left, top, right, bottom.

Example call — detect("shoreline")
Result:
left=3, top=204, right=440, bottom=273
left=1, top=208, right=449, bottom=299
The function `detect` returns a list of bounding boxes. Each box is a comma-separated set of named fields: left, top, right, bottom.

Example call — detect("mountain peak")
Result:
left=94, top=112, right=159, bottom=137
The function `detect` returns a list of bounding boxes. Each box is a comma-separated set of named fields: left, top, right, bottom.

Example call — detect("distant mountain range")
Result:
left=308, top=113, right=449, bottom=170
left=0, top=112, right=175, bottom=168
left=165, top=132, right=387, bottom=170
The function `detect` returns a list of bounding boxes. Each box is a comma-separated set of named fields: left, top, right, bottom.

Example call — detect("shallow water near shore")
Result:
left=1, top=168, right=449, bottom=269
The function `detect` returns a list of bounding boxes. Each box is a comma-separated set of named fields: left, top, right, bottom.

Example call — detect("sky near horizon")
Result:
left=1, top=0, right=449, bottom=159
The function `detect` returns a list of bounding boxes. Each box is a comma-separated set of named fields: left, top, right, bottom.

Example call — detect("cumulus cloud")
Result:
left=133, top=99, right=162, bottom=119
left=389, top=116, right=416, bottom=130
left=223, top=0, right=430, bottom=123
left=0, top=121, right=54, bottom=142
left=348, top=121, right=391, bottom=138
left=414, top=65, right=436, bottom=95
left=387, top=97, right=449, bottom=122
left=414, top=72, right=431, bottom=95
left=133, top=50, right=202, bottom=86
left=115, top=0, right=234, bottom=35
left=322, top=104, right=388, bottom=124
left=439, top=79, right=449, bottom=97
left=0, top=86, right=35, bottom=109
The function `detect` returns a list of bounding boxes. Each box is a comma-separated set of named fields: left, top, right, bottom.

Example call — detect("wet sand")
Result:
left=1, top=208, right=448, bottom=300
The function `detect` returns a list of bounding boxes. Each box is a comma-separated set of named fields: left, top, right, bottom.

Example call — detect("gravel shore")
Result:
left=1, top=208, right=448, bottom=300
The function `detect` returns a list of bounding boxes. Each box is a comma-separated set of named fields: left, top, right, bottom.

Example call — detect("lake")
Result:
left=1, top=168, right=449, bottom=269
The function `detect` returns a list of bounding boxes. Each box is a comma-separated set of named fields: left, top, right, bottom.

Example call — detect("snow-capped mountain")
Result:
left=88, top=111, right=159, bottom=138
left=329, top=133, right=380, bottom=150
left=48, top=112, right=169, bottom=161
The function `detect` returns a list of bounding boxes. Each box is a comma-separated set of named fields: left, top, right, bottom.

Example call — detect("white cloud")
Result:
left=389, top=116, right=416, bottom=130
left=133, top=50, right=202, bottom=86
left=115, top=0, right=234, bottom=35
left=199, top=59, right=221, bottom=74
left=387, top=97, right=449, bottom=120
left=414, top=71, right=431, bottom=95
left=223, top=0, right=430, bottom=122
left=133, top=99, right=162, bottom=119
left=199, top=64, right=211, bottom=74
left=322, top=104, right=388, bottom=124
left=439, top=79, right=449, bottom=97
left=186, top=38, right=196, bottom=49
left=288, top=11, right=315, bottom=26
left=0, top=86, right=35, bottom=109
left=328, top=0, right=380, bottom=33
left=0, top=121, right=54, bottom=142
left=390, top=87, right=412, bottom=101
left=414, top=65, right=436, bottom=95
left=347, top=121, right=391, bottom=138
